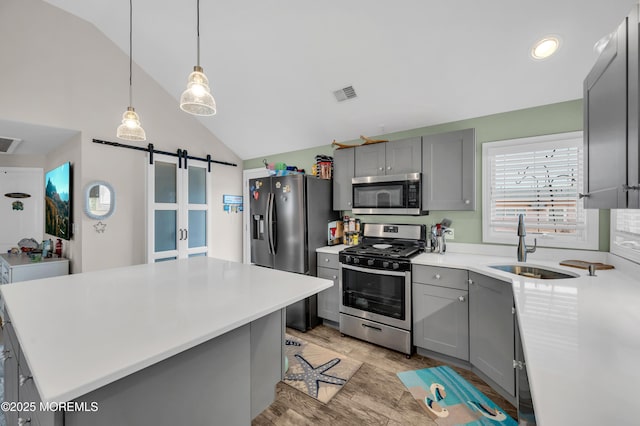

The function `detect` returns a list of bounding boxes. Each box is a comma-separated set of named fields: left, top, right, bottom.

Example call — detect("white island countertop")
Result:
left=412, top=251, right=640, bottom=426
left=0, top=257, right=332, bottom=404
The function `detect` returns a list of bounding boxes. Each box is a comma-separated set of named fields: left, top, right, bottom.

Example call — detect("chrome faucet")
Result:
left=517, top=214, right=536, bottom=262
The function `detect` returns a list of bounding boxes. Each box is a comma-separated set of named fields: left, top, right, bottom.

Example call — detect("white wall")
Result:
left=0, top=0, right=243, bottom=271
left=0, top=167, right=44, bottom=253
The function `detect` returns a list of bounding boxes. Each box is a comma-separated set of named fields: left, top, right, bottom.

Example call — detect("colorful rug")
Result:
left=283, top=334, right=362, bottom=404
left=397, top=366, right=517, bottom=425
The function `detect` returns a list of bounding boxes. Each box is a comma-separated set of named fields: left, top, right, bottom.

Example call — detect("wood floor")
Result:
left=253, top=324, right=517, bottom=426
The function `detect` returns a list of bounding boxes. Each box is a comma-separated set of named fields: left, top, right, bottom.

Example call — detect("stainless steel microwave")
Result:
left=351, top=172, right=426, bottom=215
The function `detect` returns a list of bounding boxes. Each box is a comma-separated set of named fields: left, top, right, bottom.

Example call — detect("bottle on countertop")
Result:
left=343, top=215, right=349, bottom=245
left=55, top=238, right=63, bottom=257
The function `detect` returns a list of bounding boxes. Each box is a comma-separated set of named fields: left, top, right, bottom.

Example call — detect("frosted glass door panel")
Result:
left=155, top=210, right=177, bottom=252
left=188, top=210, right=206, bottom=248
left=155, top=162, right=177, bottom=203
left=148, top=154, right=210, bottom=263
left=188, top=166, right=207, bottom=204
left=188, top=252, right=207, bottom=258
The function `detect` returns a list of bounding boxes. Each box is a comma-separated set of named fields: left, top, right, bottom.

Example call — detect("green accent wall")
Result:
left=244, top=99, right=610, bottom=252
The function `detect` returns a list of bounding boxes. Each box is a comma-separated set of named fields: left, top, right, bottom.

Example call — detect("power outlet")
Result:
left=447, top=228, right=455, bottom=240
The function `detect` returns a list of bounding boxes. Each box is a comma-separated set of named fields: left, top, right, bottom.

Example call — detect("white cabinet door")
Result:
left=147, top=155, right=210, bottom=262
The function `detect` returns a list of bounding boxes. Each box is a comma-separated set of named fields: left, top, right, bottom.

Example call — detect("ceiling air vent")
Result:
left=0, top=137, right=22, bottom=154
left=333, top=86, right=357, bottom=102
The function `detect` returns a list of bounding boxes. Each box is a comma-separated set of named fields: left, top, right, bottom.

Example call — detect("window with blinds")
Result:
left=482, top=131, right=599, bottom=249
left=611, top=209, right=640, bottom=263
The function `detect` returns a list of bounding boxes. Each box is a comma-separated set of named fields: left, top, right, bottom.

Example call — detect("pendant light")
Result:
left=180, top=0, right=217, bottom=116
left=117, top=0, right=146, bottom=141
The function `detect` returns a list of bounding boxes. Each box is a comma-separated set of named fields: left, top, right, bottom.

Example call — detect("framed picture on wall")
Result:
left=45, top=162, right=72, bottom=240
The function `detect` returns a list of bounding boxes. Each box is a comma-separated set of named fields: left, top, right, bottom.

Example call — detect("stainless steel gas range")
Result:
left=338, top=223, right=426, bottom=355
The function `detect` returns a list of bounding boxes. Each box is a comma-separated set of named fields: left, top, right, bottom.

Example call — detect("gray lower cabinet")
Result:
left=584, top=5, right=639, bottom=209
left=469, top=271, right=515, bottom=397
left=422, top=128, right=476, bottom=211
left=354, top=137, right=422, bottom=177
left=316, top=253, right=340, bottom=322
left=412, top=265, right=469, bottom=361
left=332, top=148, right=355, bottom=211
left=4, top=321, right=19, bottom=426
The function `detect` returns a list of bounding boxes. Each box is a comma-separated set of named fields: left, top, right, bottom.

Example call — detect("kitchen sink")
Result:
left=489, top=264, right=578, bottom=280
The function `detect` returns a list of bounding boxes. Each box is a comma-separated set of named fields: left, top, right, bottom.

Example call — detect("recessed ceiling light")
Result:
left=531, top=36, right=560, bottom=60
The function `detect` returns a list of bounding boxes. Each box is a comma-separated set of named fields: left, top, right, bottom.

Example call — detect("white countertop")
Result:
left=0, top=257, right=332, bottom=403
left=316, top=244, right=349, bottom=254
left=412, top=250, right=640, bottom=426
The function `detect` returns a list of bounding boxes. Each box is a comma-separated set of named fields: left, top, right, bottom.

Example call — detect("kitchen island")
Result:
left=1, top=257, right=332, bottom=425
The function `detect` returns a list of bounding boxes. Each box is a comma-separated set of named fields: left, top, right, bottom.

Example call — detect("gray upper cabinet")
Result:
left=584, top=5, right=640, bottom=209
left=332, top=148, right=355, bottom=211
left=385, top=137, right=423, bottom=175
left=354, top=143, right=386, bottom=176
left=469, top=272, right=515, bottom=397
left=354, top=137, right=422, bottom=177
left=422, top=128, right=476, bottom=211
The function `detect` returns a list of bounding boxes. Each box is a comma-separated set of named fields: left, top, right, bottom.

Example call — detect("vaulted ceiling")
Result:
left=42, top=0, right=636, bottom=160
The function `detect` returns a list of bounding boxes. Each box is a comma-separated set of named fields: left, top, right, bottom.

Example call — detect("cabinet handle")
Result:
left=184, top=229, right=188, bottom=240
left=513, top=360, right=525, bottom=370
left=332, top=276, right=337, bottom=280
left=387, top=166, right=392, bottom=170
left=464, top=199, right=470, bottom=204
left=623, top=184, right=640, bottom=191
left=578, top=193, right=590, bottom=199
left=325, top=258, right=330, bottom=262
left=362, top=323, right=383, bottom=332
left=1, top=349, right=11, bottom=361
left=468, top=279, right=474, bottom=285
left=178, top=229, right=183, bottom=241
left=347, top=201, right=351, bottom=206
left=19, top=374, right=32, bottom=386
left=434, top=274, right=441, bottom=280
left=458, top=296, right=466, bottom=302
left=378, top=167, right=384, bottom=171
left=18, top=417, right=31, bottom=425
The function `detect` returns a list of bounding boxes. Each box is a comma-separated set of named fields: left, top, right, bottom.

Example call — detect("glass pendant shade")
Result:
left=180, top=65, right=217, bottom=116
left=117, top=106, right=146, bottom=141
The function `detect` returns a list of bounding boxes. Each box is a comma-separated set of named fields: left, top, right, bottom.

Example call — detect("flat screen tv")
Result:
left=45, top=162, right=72, bottom=240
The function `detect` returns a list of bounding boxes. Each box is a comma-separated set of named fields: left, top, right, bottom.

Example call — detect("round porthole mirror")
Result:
left=84, top=181, right=116, bottom=220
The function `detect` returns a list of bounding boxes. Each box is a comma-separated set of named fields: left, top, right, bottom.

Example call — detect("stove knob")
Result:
left=382, top=261, right=390, bottom=268
left=367, top=259, right=374, bottom=266
left=353, top=258, right=360, bottom=264
left=392, top=262, right=400, bottom=270
left=344, top=255, right=351, bottom=264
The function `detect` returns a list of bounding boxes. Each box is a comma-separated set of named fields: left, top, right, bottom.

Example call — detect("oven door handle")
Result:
left=340, top=263, right=408, bottom=277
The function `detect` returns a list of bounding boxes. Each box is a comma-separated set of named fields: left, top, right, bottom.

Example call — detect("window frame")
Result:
left=482, top=131, right=599, bottom=250
left=610, top=209, right=640, bottom=264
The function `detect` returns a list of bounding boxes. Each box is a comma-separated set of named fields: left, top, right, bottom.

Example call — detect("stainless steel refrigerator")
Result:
left=250, top=174, right=337, bottom=331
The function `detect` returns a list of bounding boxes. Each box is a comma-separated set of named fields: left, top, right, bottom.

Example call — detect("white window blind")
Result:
left=611, top=209, right=640, bottom=263
left=482, top=132, right=598, bottom=249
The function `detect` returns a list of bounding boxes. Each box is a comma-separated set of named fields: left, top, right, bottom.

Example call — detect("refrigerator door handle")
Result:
left=271, top=193, right=277, bottom=254
left=266, top=192, right=275, bottom=254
